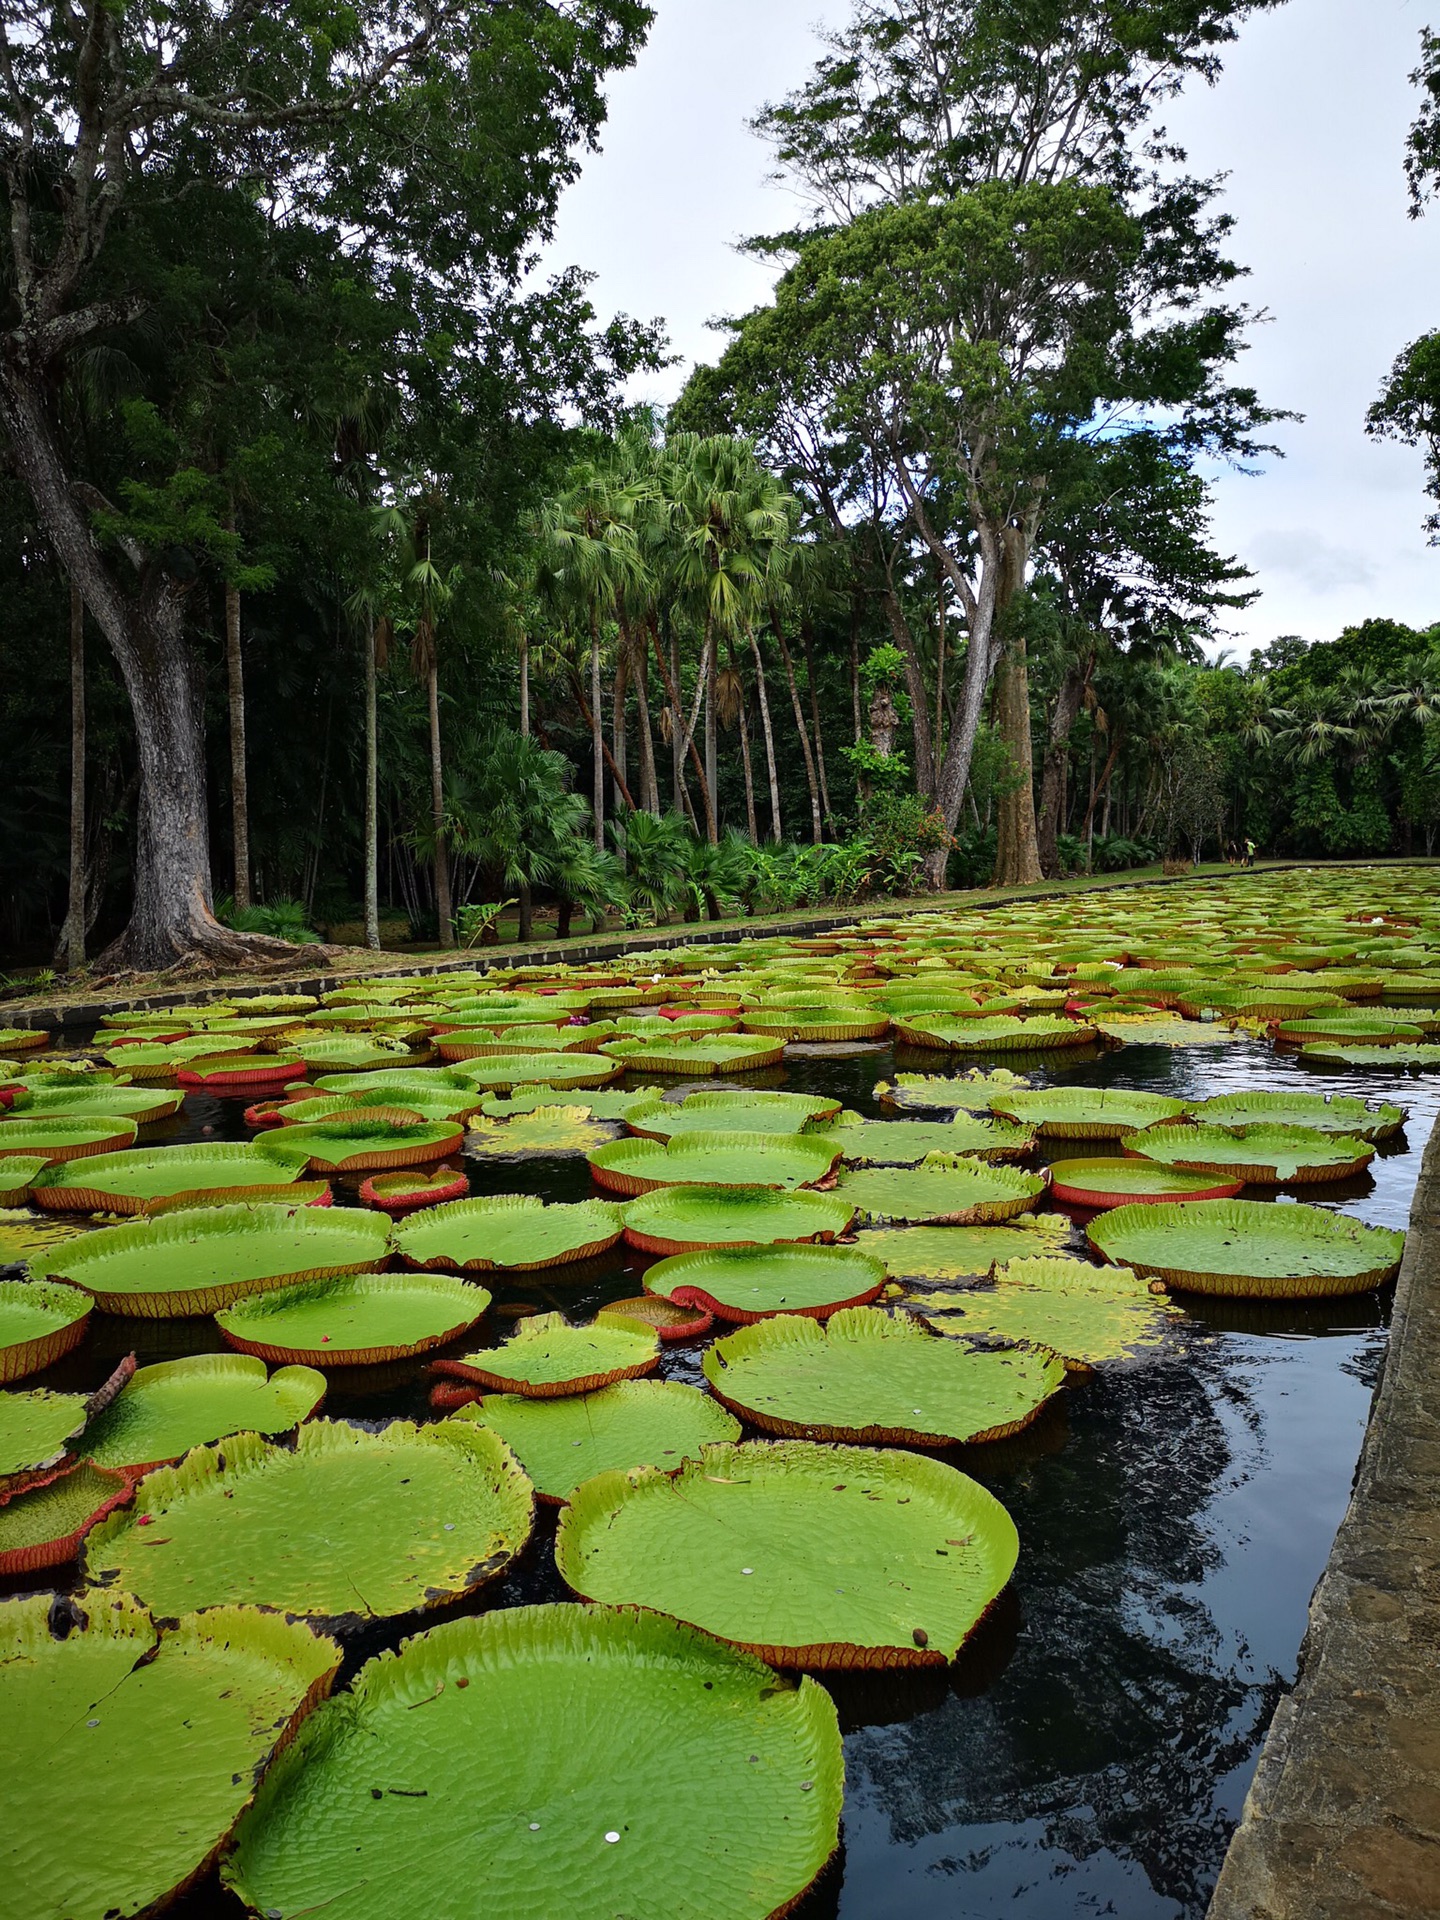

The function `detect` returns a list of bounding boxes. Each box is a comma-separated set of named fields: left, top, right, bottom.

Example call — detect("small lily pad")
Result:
left=838, top=1156, right=1047, bottom=1225
left=396, top=1195, right=623, bottom=1272
left=465, top=1105, right=621, bottom=1159
left=432, top=1311, right=659, bottom=1398
left=81, top=1353, right=327, bottom=1472
left=644, top=1243, right=887, bottom=1323
left=621, top=1185, right=855, bottom=1256
left=217, top=1271, right=489, bottom=1366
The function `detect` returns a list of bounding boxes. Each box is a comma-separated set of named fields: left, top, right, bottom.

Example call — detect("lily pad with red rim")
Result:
left=396, top=1194, right=623, bottom=1273
left=80, top=1353, right=327, bottom=1474
left=644, top=1243, right=887, bottom=1324
left=0, top=1276, right=92, bottom=1382
left=0, top=1460, right=133, bottom=1575
left=0, top=1114, right=138, bottom=1161
left=589, top=1130, right=842, bottom=1197
left=1122, top=1123, right=1376, bottom=1185
left=29, top=1141, right=314, bottom=1216
left=357, top=1166, right=470, bottom=1214
left=621, top=1184, right=855, bottom=1257
left=216, top=1270, right=489, bottom=1366
left=1048, top=1158, right=1244, bottom=1208
left=430, top=1311, right=659, bottom=1399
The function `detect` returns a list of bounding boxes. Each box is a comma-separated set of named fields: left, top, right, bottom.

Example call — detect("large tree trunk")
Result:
left=363, top=620, right=380, bottom=950
left=224, top=515, right=251, bottom=912
left=1036, top=658, right=1089, bottom=879
left=774, top=615, right=822, bottom=844
left=879, top=586, right=936, bottom=803
left=667, top=622, right=683, bottom=812
left=992, top=636, right=1042, bottom=887
left=730, top=641, right=758, bottom=844
left=590, top=612, right=605, bottom=851
left=748, top=625, right=783, bottom=843
left=654, top=616, right=715, bottom=839
left=0, top=360, right=292, bottom=969
left=611, top=644, right=629, bottom=828
left=704, top=638, right=718, bottom=842
left=58, top=579, right=86, bottom=972
left=626, top=620, right=660, bottom=814
left=427, top=663, right=454, bottom=947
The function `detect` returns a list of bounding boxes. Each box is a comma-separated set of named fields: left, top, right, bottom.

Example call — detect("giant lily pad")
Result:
left=912, top=1256, right=1182, bottom=1368
left=833, top=1115, right=1035, bottom=1165
left=312, top=1067, right=475, bottom=1100
left=175, top=1052, right=306, bottom=1091
left=0, top=1461, right=133, bottom=1574
left=623, top=1089, right=840, bottom=1141
left=81, top=1353, right=326, bottom=1473
left=0, top=1114, right=138, bottom=1160
left=0, top=1277, right=92, bottom=1381
left=1193, top=1090, right=1406, bottom=1141
left=0, top=1157, right=51, bottom=1206
left=396, top=1195, right=623, bottom=1272
left=838, top=1156, right=1047, bottom=1225
left=478, top=1085, right=663, bottom=1123
left=33, top=1203, right=391, bottom=1318
left=217, top=1271, right=488, bottom=1365
left=556, top=1440, right=1019, bottom=1669
left=1124, top=1123, right=1375, bottom=1185
left=85, top=1419, right=534, bottom=1624
left=1049, top=1158, right=1244, bottom=1208
left=432, top=1312, right=659, bottom=1398
left=13, top=1083, right=184, bottom=1123
left=1088, top=1198, right=1405, bottom=1298
left=601, top=1033, right=787, bottom=1075
left=1300, top=1042, right=1440, bottom=1069
left=30, top=1142, right=312, bottom=1215
left=255, top=1116, right=464, bottom=1174
left=854, top=1216, right=1073, bottom=1283
left=876, top=1069, right=1033, bottom=1116
left=589, top=1131, right=841, bottom=1197
left=989, top=1086, right=1190, bottom=1139
left=622, top=1185, right=855, bottom=1257
left=704, top=1307, right=1065, bottom=1445
left=0, top=1385, right=88, bottom=1478
left=223, top=1604, right=842, bottom=1920
left=465, top=1105, right=621, bottom=1159
left=895, top=1014, right=1096, bottom=1052
left=447, top=1052, right=622, bottom=1093
left=0, top=1592, right=338, bottom=1920
left=454, top=1381, right=741, bottom=1501
left=1090, top=1013, right=1243, bottom=1047
left=644, top=1244, right=887, bottom=1324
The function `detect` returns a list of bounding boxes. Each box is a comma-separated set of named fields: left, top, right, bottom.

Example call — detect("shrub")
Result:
left=216, top=896, right=322, bottom=944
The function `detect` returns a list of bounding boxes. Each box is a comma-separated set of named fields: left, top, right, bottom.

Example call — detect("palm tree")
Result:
left=461, top=730, right=587, bottom=943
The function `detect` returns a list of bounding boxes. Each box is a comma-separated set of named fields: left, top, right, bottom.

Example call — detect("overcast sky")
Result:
left=541, top=0, right=1440, bottom=655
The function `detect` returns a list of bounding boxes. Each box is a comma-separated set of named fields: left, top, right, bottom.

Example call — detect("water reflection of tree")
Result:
left=828, top=1351, right=1283, bottom=1918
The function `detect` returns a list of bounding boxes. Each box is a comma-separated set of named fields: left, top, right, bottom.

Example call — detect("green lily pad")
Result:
left=912, top=1256, right=1182, bottom=1367
left=396, top=1195, right=623, bottom=1273
left=0, top=1461, right=133, bottom=1574
left=447, top=1052, right=623, bottom=1093
left=33, top=1203, right=392, bottom=1318
left=853, top=1216, right=1073, bottom=1283
left=12, top=1084, right=184, bottom=1123
left=833, top=1115, right=1036, bottom=1165
left=704, top=1307, right=1065, bottom=1444
left=556, top=1440, right=1019, bottom=1669
left=1047, top=1158, right=1244, bottom=1206
left=217, top=1272, right=489, bottom=1366
left=30, top=1142, right=312, bottom=1216
left=600, top=1033, right=787, bottom=1075
left=1088, top=1198, right=1406, bottom=1298
left=838, top=1156, right=1047, bottom=1225
left=644, top=1244, right=887, bottom=1323
left=989, top=1087, right=1191, bottom=1138
left=0, top=1386, right=87, bottom=1477
left=876, top=1069, right=1034, bottom=1115
left=433, top=1311, right=659, bottom=1398
left=223, top=1604, right=842, bottom=1920
left=0, top=1157, right=51, bottom=1206
left=1193, top=1091, right=1407, bottom=1140
left=1124, top=1123, right=1375, bottom=1184
left=0, top=1277, right=92, bottom=1383
left=311, top=1067, right=474, bottom=1099
left=895, top=1014, right=1096, bottom=1052
left=589, top=1131, right=841, bottom=1198
left=453, top=1381, right=741, bottom=1501
left=1090, top=1013, right=1244, bottom=1046
left=465, top=1105, right=621, bottom=1159
left=0, top=1114, right=139, bottom=1159
left=624, top=1089, right=841, bottom=1140
left=1299, top=1042, right=1440, bottom=1069
left=84, top=1419, right=534, bottom=1625
left=255, top=1117, right=464, bottom=1174
left=478, top=1085, right=662, bottom=1122
left=81, top=1354, right=326, bottom=1472
left=0, top=1592, right=341, bottom=1920
left=621, top=1185, right=855, bottom=1256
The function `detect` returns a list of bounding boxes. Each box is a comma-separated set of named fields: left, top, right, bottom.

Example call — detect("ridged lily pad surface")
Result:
left=1193, top=1090, right=1406, bottom=1140
left=0, top=1277, right=92, bottom=1381
left=1124, top=1122, right=1375, bottom=1184
left=217, top=1271, right=489, bottom=1365
left=256, top=1117, right=464, bottom=1173
left=0, top=1156, right=50, bottom=1203
left=645, top=1244, right=887, bottom=1323
left=447, top=1052, right=622, bottom=1092
left=989, top=1086, right=1190, bottom=1138
left=0, top=1461, right=133, bottom=1573
left=434, top=1311, right=659, bottom=1397
left=913, top=1257, right=1181, bottom=1368
left=14, top=1083, right=183, bottom=1122
left=590, top=1130, right=841, bottom=1196
left=84, top=1419, right=534, bottom=1625
left=30, top=1142, right=311, bottom=1215
left=35, top=1203, right=392, bottom=1317
left=479, top=1085, right=662, bottom=1123
left=556, top=1441, right=1019, bottom=1668
left=465, top=1105, right=620, bottom=1158
left=839, top=1156, right=1046, bottom=1225
left=396, top=1194, right=622, bottom=1271
left=0, top=1114, right=138, bottom=1159
left=1048, top=1158, right=1244, bottom=1208
left=0, top=1386, right=86, bottom=1477
left=623, top=1092, right=838, bottom=1141
left=1300, top=1042, right=1440, bottom=1068
left=704, top=1308, right=1065, bottom=1444
left=0, top=1591, right=340, bottom=1920
left=455, top=1381, right=741, bottom=1500
left=224, top=1605, right=843, bottom=1920
left=1088, top=1199, right=1406, bottom=1298
left=833, top=1115, right=1035, bottom=1164
left=877, top=1070, right=1033, bottom=1115
left=601, top=1033, right=786, bottom=1075
left=622, top=1185, right=855, bottom=1256
left=896, top=1014, right=1095, bottom=1052
left=854, top=1217, right=1072, bottom=1282
left=81, top=1354, right=326, bottom=1471
left=1090, top=1013, right=1245, bottom=1046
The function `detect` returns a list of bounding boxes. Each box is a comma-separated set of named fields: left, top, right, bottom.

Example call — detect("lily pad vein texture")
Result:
left=30, top=1141, right=311, bottom=1215
left=590, top=1130, right=842, bottom=1197
left=912, top=1256, right=1181, bottom=1368
left=83, top=1419, right=534, bottom=1625
left=1088, top=1198, right=1405, bottom=1298
left=0, top=1590, right=340, bottom=1920
left=1122, top=1123, right=1375, bottom=1184
left=852, top=1217, right=1072, bottom=1283
left=989, top=1086, right=1190, bottom=1138
left=80, top=1353, right=327, bottom=1472
left=833, top=1115, right=1036, bottom=1165
left=395, top=1194, right=623, bottom=1272
left=621, top=1185, right=855, bottom=1257
left=0, top=1385, right=87, bottom=1478
left=223, top=1604, right=842, bottom=1920
left=433, top=1311, right=659, bottom=1398
left=216, top=1271, right=490, bottom=1366
left=839, top=1154, right=1046, bottom=1225
left=556, top=1440, right=1019, bottom=1670
left=644, top=1244, right=887, bottom=1323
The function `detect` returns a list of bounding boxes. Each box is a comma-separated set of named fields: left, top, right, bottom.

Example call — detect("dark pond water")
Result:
left=18, top=1030, right=1436, bottom=1920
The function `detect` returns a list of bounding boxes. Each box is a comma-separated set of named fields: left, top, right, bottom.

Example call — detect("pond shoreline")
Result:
left=1208, top=1109, right=1440, bottom=1919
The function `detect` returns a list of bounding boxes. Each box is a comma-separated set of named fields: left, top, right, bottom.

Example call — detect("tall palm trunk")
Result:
left=668, top=621, right=683, bottom=811
left=704, top=631, right=718, bottom=843
left=224, top=518, right=250, bottom=912
left=629, top=628, right=660, bottom=814
left=612, top=645, right=629, bottom=826
left=58, top=579, right=86, bottom=970
left=773, top=614, right=821, bottom=844
left=519, top=631, right=530, bottom=737
left=802, top=621, right=833, bottom=829
left=363, top=620, right=380, bottom=950
left=730, top=640, right=758, bottom=844
left=590, top=610, right=605, bottom=851
left=427, top=663, right=453, bottom=946
left=747, top=624, right=782, bottom=842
